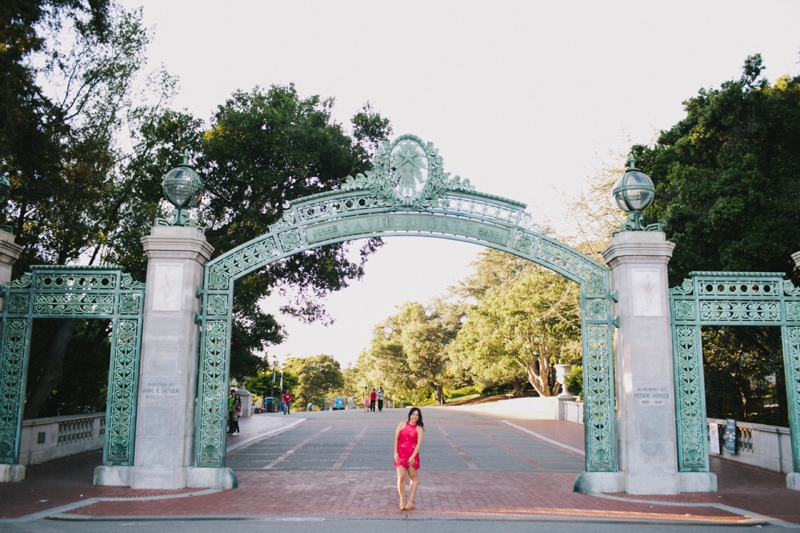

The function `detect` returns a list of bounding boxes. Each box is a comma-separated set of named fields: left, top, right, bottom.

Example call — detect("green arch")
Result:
left=193, top=134, right=618, bottom=473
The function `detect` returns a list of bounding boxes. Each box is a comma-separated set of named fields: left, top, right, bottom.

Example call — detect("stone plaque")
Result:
left=633, top=384, right=671, bottom=407
left=141, top=381, right=181, bottom=401
left=632, top=268, right=662, bottom=317
left=152, top=264, right=182, bottom=311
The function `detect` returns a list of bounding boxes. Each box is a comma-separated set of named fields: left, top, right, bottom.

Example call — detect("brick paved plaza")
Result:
left=1, top=407, right=799, bottom=527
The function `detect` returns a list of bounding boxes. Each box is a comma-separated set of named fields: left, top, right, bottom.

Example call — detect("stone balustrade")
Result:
left=707, top=418, right=793, bottom=474
left=19, top=413, right=105, bottom=465
left=561, top=408, right=791, bottom=475
left=561, top=400, right=584, bottom=424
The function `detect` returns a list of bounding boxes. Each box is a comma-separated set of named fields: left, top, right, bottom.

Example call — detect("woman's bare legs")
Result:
left=405, top=467, right=419, bottom=509
left=395, top=466, right=407, bottom=509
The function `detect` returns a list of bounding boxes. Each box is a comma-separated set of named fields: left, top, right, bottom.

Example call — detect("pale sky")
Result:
left=120, top=0, right=800, bottom=368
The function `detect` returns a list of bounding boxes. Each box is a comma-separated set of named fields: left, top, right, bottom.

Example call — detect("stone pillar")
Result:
left=236, top=387, right=253, bottom=418
left=95, top=226, right=233, bottom=489
left=602, top=231, right=716, bottom=494
left=0, top=230, right=24, bottom=482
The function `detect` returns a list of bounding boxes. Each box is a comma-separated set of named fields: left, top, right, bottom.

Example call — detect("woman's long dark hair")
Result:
left=407, top=407, right=424, bottom=429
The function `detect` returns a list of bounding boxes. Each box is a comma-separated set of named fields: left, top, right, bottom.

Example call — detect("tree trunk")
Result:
left=23, top=318, right=79, bottom=419
left=522, top=340, right=559, bottom=397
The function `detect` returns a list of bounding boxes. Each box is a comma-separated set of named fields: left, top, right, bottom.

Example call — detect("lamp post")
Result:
left=270, top=355, right=277, bottom=400
left=155, top=150, right=205, bottom=229
left=0, top=173, right=13, bottom=233
left=612, top=154, right=660, bottom=233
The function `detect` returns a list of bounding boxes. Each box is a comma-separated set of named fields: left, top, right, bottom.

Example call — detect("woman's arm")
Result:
left=393, top=422, right=403, bottom=461
left=408, top=426, right=424, bottom=462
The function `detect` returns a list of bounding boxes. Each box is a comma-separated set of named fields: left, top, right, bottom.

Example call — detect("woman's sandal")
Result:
left=404, top=499, right=415, bottom=511
left=398, top=498, right=405, bottom=510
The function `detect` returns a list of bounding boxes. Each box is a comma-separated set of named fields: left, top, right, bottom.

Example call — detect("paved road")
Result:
left=0, top=518, right=792, bottom=533
left=226, top=414, right=584, bottom=472
left=1, top=406, right=799, bottom=529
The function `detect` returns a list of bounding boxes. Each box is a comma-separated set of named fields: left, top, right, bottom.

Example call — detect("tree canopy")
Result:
left=5, top=1, right=393, bottom=416
left=638, top=54, right=800, bottom=283
left=283, top=354, right=344, bottom=409
left=450, top=250, right=581, bottom=397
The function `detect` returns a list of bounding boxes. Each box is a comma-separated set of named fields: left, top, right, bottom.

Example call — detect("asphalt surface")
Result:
left=0, top=406, right=798, bottom=531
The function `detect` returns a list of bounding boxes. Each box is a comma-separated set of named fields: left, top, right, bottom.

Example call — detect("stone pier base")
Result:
left=574, top=471, right=717, bottom=494
left=187, top=467, right=238, bottom=489
left=0, top=464, right=25, bottom=482
left=94, top=465, right=236, bottom=490
left=573, top=472, right=625, bottom=493
left=787, top=472, right=800, bottom=491
left=679, top=472, right=718, bottom=492
left=93, top=465, right=132, bottom=486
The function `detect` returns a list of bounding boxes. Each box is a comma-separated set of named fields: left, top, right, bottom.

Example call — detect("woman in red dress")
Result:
left=393, top=407, right=424, bottom=510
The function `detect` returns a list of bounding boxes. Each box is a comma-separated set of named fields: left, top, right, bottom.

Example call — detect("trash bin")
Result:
left=265, top=397, right=275, bottom=413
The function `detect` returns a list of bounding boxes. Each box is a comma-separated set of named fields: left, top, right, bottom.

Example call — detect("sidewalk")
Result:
left=0, top=411, right=798, bottom=527
left=0, top=413, right=302, bottom=521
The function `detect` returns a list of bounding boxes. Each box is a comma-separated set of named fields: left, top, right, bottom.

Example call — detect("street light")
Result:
left=0, top=173, right=13, bottom=233
left=155, top=150, right=205, bottom=229
left=270, top=355, right=277, bottom=400
left=612, top=154, right=660, bottom=233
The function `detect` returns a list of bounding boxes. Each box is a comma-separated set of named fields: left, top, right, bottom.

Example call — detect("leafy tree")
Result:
left=450, top=250, right=581, bottom=397
left=638, top=54, right=800, bottom=282
left=11, top=4, right=178, bottom=418
left=27, top=319, right=111, bottom=416
left=635, top=55, right=800, bottom=424
left=246, top=367, right=298, bottom=400
left=564, top=365, right=583, bottom=399
left=702, top=326, right=782, bottom=423
left=362, top=301, right=462, bottom=405
left=138, top=86, right=393, bottom=381
left=283, top=355, right=343, bottom=409
left=1, top=0, right=111, bottom=212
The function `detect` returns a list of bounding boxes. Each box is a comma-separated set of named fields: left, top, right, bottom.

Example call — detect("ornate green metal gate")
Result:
left=194, top=134, right=619, bottom=473
left=670, top=272, right=800, bottom=473
left=0, top=265, right=145, bottom=466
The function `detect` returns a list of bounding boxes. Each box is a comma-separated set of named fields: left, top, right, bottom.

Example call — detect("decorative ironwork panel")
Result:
left=33, top=293, right=115, bottom=315
left=785, top=327, right=800, bottom=472
left=206, top=295, right=229, bottom=316
left=672, top=325, right=708, bottom=471
left=206, top=236, right=280, bottom=291
left=699, top=301, right=780, bottom=322
left=195, top=318, right=230, bottom=467
left=535, top=240, right=607, bottom=296
left=104, top=318, right=142, bottom=465
left=33, top=271, right=118, bottom=290
left=582, top=323, right=617, bottom=471
left=670, top=271, right=800, bottom=474
left=194, top=134, right=619, bottom=473
left=0, top=265, right=145, bottom=467
left=0, top=319, right=30, bottom=463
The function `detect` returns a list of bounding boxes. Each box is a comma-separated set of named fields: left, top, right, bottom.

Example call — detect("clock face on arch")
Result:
left=390, top=138, right=428, bottom=199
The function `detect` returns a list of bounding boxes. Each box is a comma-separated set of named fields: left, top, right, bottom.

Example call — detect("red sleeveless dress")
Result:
left=394, top=422, right=421, bottom=469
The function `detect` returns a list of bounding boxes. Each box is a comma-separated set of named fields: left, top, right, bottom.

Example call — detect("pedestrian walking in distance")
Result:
left=377, top=387, right=385, bottom=412
left=369, top=388, right=377, bottom=412
left=393, top=407, right=424, bottom=510
left=226, top=389, right=236, bottom=434
left=282, top=390, right=293, bottom=415
left=230, top=394, right=242, bottom=434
